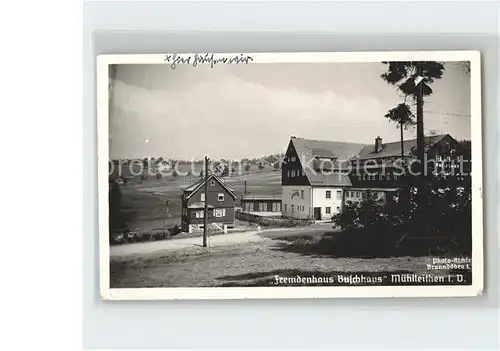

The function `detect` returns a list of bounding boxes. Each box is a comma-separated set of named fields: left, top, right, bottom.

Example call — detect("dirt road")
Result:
left=110, top=222, right=337, bottom=257
left=111, top=229, right=265, bottom=257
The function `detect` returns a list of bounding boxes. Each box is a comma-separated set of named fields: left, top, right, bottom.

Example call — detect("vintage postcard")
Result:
left=97, top=51, right=483, bottom=300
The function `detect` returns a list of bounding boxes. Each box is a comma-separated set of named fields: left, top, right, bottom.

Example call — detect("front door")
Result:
left=313, top=207, right=321, bottom=220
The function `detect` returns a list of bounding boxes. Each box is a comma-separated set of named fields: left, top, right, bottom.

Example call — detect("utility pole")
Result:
left=203, top=156, right=209, bottom=247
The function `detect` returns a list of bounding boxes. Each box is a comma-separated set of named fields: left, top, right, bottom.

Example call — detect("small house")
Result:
left=181, top=174, right=237, bottom=233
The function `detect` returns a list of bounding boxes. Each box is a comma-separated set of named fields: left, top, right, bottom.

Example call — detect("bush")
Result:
left=110, top=232, right=125, bottom=245
left=125, top=231, right=137, bottom=243
left=244, top=164, right=251, bottom=172
left=168, top=225, right=181, bottom=236
left=331, top=183, right=472, bottom=257
left=153, top=232, right=166, bottom=241
left=155, top=172, right=162, bottom=179
left=137, top=232, right=152, bottom=242
left=332, top=190, right=394, bottom=233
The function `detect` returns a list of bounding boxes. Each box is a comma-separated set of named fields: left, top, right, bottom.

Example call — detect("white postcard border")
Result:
left=97, top=51, right=483, bottom=300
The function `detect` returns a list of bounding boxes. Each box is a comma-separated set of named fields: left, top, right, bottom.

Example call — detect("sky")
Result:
left=109, top=61, right=471, bottom=160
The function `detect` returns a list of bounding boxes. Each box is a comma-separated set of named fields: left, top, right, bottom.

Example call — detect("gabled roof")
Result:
left=182, top=174, right=237, bottom=200
left=307, top=173, right=353, bottom=187
left=289, top=137, right=365, bottom=187
left=356, top=134, right=448, bottom=161
left=291, top=138, right=366, bottom=162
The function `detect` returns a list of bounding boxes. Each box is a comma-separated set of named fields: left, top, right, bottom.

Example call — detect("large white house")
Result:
left=281, top=136, right=365, bottom=220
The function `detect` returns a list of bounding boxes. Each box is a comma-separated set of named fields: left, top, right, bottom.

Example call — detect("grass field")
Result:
left=110, top=229, right=464, bottom=288
left=119, top=166, right=282, bottom=233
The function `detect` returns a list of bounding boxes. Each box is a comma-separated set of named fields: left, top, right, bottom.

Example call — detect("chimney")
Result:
left=291, top=136, right=296, bottom=139
left=375, top=136, right=382, bottom=153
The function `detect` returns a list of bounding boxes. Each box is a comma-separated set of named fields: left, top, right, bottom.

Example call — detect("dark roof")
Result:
left=308, top=173, right=353, bottom=187
left=357, top=134, right=448, bottom=161
left=181, top=174, right=237, bottom=200
left=188, top=202, right=214, bottom=209
left=241, top=195, right=282, bottom=201
left=290, top=137, right=365, bottom=187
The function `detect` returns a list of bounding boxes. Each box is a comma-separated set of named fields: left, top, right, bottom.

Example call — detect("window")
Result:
left=379, top=174, right=383, bottom=180
left=301, top=190, right=304, bottom=199
left=210, top=180, right=215, bottom=186
left=336, top=206, right=340, bottom=212
left=336, top=191, right=342, bottom=199
left=326, top=190, right=331, bottom=199
left=291, top=205, right=294, bottom=213
left=325, top=207, right=331, bottom=214
left=284, top=204, right=287, bottom=212
left=200, top=193, right=205, bottom=202
left=346, top=191, right=350, bottom=198
left=259, top=203, right=266, bottom=212
left=356, top=191, right=360, bottom=198
left=298, top=168, right=302, bottom=176
left=217, top=193, right=224, bottom=201
left=215, top=209, right=226, bottom=217
left=195, top=211, right=204, bottom=218
left=288, top=170, right=291, bottom=178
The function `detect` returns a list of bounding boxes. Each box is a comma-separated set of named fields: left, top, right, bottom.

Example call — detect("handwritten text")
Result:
left=164, top=53, right=254, bottom=69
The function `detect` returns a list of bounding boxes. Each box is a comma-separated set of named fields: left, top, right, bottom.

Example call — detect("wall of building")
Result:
left=282, top=185, right=312, bottom=219
left=344, top=189, right=386, bottom=203
left=187, top=179, right=235, bottom=209
left=311, top=187, right=344, bottom=220
left=242, top=200, right=282, bottom=212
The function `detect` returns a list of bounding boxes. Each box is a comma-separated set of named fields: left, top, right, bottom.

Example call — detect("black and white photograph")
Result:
left=98, top=52, right=483, bottom=299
